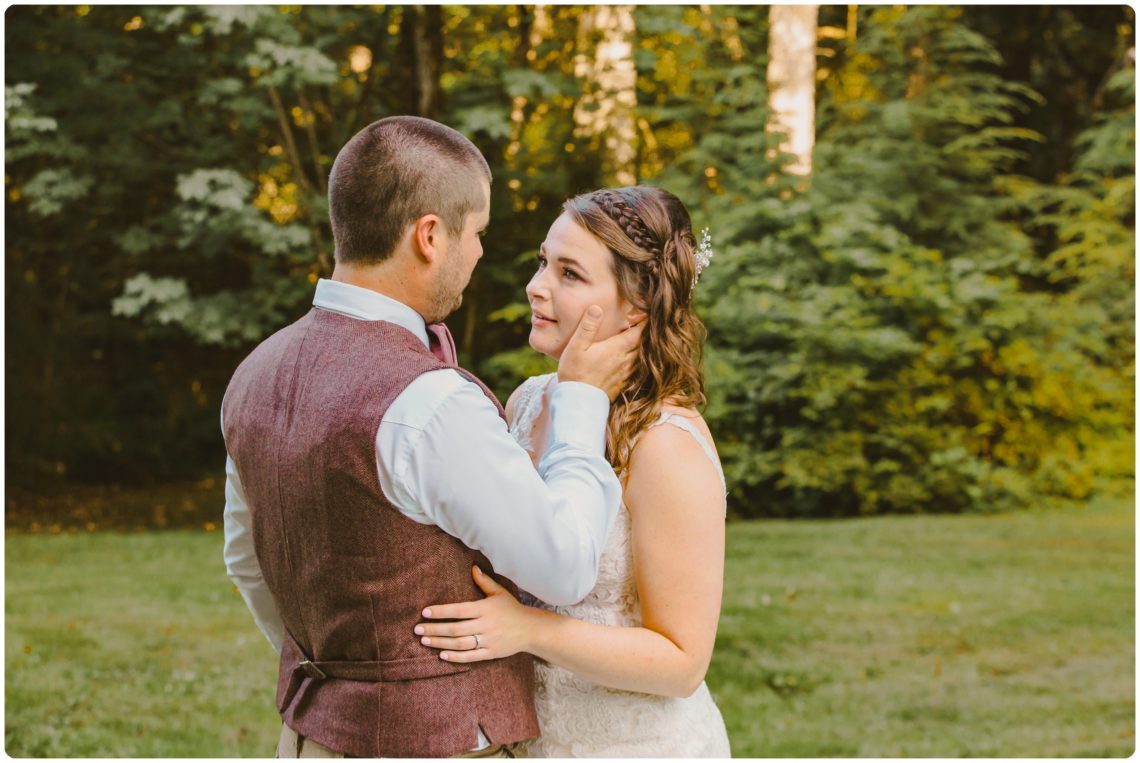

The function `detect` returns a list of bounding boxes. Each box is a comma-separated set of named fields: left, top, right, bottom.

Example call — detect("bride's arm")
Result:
left=417, top=422, right=726, bottom=698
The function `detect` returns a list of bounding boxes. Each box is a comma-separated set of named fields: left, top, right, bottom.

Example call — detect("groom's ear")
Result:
left=411, top=213, right=445, bottom=264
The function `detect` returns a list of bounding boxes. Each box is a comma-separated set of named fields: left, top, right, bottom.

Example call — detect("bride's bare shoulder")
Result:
left=623, top=409, right=722, bottom=514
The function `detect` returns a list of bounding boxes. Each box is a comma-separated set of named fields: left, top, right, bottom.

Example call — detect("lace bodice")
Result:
left=508, top=372, right=548, bottom=458
left=507, top=373, right=731, bottom=757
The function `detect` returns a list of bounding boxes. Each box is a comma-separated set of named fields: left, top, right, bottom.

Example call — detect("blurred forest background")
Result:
left=5, top=4, right=1135, bottom=520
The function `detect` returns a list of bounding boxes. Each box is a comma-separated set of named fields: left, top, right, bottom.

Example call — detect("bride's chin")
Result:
left=528, top=333, right=562, bottom=361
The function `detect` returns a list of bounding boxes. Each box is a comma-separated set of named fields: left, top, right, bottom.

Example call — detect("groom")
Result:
left=222, top=116, right=639, bottom=758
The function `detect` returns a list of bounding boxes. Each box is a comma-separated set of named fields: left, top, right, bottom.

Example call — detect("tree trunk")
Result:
left=767, top=5, right=819, bottom=179
left=573, top=5, right=638, bottom=185
left=507, top=5, right=548, bottom=158
left=404, top=5, right=443, bottom=118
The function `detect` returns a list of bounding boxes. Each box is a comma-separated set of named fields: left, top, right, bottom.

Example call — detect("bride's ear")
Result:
left=623, top=307, right=647, bottom=330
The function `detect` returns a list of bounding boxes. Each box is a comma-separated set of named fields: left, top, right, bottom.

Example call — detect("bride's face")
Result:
left=526, top=213, right=633, bottom=360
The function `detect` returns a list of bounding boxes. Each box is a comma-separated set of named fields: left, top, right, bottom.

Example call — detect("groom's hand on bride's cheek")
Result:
left=586, top=316, right=644, bottom=400
left=558, top=306, right=644, bottom=400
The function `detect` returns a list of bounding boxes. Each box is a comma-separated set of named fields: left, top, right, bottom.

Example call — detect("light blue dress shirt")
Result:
left=223, top=279, right=622, bottom=655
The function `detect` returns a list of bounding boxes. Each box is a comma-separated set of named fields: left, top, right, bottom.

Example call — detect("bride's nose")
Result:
left=525, top=270, right=549, bottom=302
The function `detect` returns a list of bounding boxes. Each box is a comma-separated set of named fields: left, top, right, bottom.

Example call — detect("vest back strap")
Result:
left=287, top=629, right=470, bottom=683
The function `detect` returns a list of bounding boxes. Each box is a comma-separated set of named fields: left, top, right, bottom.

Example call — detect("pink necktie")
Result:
left=427, top=322, right=457, bottom=366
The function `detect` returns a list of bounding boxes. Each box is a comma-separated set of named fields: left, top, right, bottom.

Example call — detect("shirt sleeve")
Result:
left=222, top=448, right=286, bottom=653
left=377, top=370, right=622, bottom=606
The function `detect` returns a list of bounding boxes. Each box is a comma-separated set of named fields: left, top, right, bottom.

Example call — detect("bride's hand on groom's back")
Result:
left=557, top=305, right=644, bottom=400
left=415, top=566, right=538, bottom=663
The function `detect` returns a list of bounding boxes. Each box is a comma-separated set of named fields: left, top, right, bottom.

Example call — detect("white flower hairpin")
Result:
left=692, top=227, right=714, bottom=288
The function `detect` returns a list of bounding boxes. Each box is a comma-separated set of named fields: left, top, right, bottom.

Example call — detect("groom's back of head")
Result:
left=329, top=116, right=491, bottom=265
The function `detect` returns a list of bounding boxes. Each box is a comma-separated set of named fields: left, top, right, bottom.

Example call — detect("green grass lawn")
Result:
left=6, top=494, right=1134, bottom=757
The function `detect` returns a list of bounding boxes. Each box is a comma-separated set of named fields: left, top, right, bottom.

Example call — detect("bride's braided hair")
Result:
left=594, top=190, right=664, bottom=259
left=563, top=186, right=707, bottom=477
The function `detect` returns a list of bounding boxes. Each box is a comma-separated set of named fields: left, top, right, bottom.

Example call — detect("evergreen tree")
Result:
left=694, top=6, right=1131, bottom=516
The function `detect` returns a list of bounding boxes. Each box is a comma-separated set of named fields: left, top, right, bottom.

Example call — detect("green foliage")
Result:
left=5, top=6, right=368, bottom=482
left=22, top=167, right=94, bottom=216
left=1002, top=67, right=1136, bottom=484
left=696, top=7, right=1133, bottom=517
left=4, top=6, right=1132, bottom=513
left=958, top=6, right=1135, bottom=183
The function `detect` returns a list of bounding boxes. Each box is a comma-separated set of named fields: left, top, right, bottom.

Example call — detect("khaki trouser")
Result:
left=276, top=723, right=517, bottom=758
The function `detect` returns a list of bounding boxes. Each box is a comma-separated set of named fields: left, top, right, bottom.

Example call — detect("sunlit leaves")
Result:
left=4, top=82, right=80, bottom=164
left=244, top=39, right=338, bottom=89
left=22, top=169, right=94, bottom=216
left=502, top=68, right=570, bottom=99
left=112, top=274, right=192, bottom=323
left=112, top=273, right=296, bottom=347
left=5, top=83, right=58, bottom=132
left=176, top=169, right=253, bottom=210
left=451, top=105, right=512, bottom=141
left=117, top=226, right=164, bottom=257
left=1072, top=70, right=1135, bottom=176
left=200, top=6, right=267, bottom=36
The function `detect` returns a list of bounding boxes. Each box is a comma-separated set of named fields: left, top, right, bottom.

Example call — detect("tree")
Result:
left=4, top=5, right=1131, bottom=515
left=961, top=6, right=1135, bottom=183
left=697, top=6, right=1131, bottom=516
left=5, top=6, right=417, bottom=483
left=403, top=5, right=444, bottom=118
left=766, top=5, right=819, bottom=179
left=573, top=5, right=638, bottom=184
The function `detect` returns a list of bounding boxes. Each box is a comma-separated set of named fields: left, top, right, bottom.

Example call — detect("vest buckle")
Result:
left=299, top=660, right=328, bottom=680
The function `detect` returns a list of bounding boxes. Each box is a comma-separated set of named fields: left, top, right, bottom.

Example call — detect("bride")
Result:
left=416, top=185, right=731, bottom=757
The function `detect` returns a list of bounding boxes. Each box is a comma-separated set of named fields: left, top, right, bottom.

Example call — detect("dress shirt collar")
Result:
left=312, top=278, right=430, bottom=349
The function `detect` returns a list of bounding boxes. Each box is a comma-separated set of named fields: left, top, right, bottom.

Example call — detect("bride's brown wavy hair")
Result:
left=563, top=186, right=707, bottom=476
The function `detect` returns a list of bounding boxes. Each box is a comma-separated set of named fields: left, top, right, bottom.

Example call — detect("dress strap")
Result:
left=648, top=412, right=727, bottom=495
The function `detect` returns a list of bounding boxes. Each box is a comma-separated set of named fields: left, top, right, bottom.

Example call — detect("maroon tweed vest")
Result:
left=222, top=308, right=539, bottom=758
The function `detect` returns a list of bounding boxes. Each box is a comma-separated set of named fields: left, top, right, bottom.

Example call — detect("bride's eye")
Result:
left=562, top=268, right=580, bottom=281
left=536, top=254, right=547, bottom=270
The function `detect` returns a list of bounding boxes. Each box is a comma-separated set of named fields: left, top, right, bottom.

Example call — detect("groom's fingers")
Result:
left=565, top=305, right=604, bottom=353
left=439, top=648, right=493, bottom=664
left=618, top=318, right=645, bottom=350
left=421, top=602, right=479, bottom=620
left=417, top=619, right=480, bottom=638
left=420, top=634, right=480, bottom=651
left=471, top=565, right=506, bottom=595
left=610, top=320, right=644, bottom=376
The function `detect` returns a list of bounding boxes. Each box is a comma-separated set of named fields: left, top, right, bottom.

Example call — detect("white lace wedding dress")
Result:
left=508, top=373, right=732, bottom=758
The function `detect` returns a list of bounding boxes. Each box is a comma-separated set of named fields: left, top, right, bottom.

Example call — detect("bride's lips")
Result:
left=531, top=309, right=557, bottom=326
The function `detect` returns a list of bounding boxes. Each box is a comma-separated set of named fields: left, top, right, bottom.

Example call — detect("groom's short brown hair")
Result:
left=328, top=116, right=491, bottom=265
